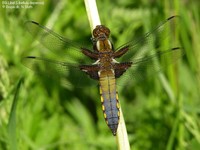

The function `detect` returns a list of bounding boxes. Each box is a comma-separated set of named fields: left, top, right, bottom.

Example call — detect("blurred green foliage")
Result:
left=0, top=0, right=200, bottom=149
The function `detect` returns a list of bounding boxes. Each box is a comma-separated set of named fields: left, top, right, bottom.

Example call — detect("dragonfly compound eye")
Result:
left=93, top=25, right=110, bottom=38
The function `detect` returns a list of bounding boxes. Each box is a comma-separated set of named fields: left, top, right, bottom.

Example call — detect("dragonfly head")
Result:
left=93, top=25, right=110, bottom=40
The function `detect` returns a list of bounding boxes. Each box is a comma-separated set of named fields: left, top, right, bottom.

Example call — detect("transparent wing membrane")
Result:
left=116, top=16, right=180, bottom=62
left=114, top=16, right=183, bottom=85
left=25, top=21, right=93, bottom=64
left=23, top=16, right=183, bottom=88
left=23, top=21, right=98, bottom=87
left=22, top=56, right=97, bottom=87
left=116, top=47, right=183, bottom=86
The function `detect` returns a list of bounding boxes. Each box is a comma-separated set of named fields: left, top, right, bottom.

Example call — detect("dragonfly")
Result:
left=22, top=16, right=182, bottom=136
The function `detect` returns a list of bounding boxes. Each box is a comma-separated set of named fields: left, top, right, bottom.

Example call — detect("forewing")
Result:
left=25, top=21, right=92, bottom=64
left=116, top=16, right=180, bottom=62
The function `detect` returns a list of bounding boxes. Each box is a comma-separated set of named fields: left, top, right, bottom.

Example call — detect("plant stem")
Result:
left=84, top=0, right=101, bottom=31
left=84, top=0, right=130, bottom=149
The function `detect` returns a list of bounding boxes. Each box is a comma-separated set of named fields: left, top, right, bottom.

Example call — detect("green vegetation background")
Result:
left=0, top=0, right=200, bottom=149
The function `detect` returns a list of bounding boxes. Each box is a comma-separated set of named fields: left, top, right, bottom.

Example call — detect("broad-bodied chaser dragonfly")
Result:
left=23, top=16, right=182, bottom=136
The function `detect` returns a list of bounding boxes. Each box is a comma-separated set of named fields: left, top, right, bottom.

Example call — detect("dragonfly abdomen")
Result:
left=99, top=70, right=120, bottom=136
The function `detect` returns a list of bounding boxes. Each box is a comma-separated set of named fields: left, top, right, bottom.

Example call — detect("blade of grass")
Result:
left=7, top=77, right=23, bottom=150
left=84, top=0, right=130, bottom=149
left=116, top=109, right=130, bottom=150
left=45, top=0, right=66, bottom=28
left=84, top=0, right=101, bottom=32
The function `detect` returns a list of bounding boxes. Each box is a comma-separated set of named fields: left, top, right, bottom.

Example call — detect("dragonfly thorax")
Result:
left=96, top=39, right=112, bottom=52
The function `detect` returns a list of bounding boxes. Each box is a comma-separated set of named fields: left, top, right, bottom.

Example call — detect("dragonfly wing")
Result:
left=114, top=16, right=183, bottom=85
left=115, top=16, right=180, bottom=62
left=25, top=21, right=93, bottom=64
left=22, top=56, right=98, bottom=88
left=116, top=47, right=183, bottom=86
